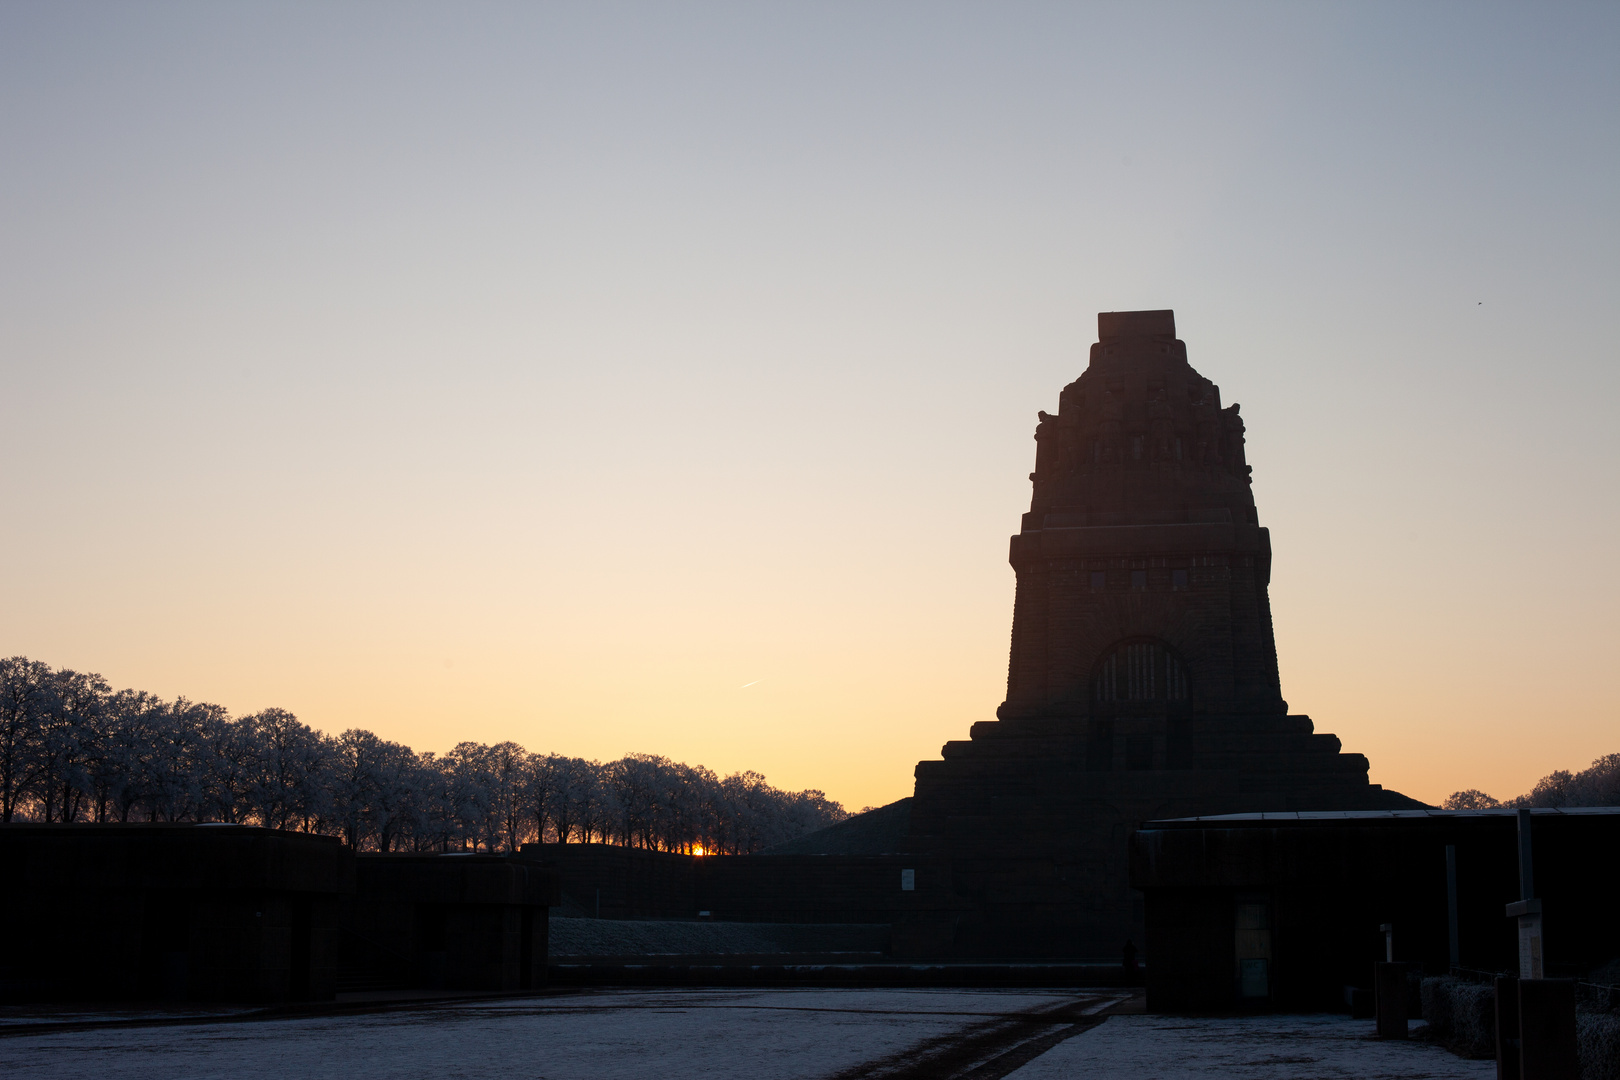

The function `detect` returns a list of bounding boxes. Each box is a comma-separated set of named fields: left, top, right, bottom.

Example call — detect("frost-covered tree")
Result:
left=0, top=655, right=849, bottom=849
left=199, top=712, right=259, bottom=824
left=1447, top=753, right=1620, bottom=811
left=525, top=752, right=562, bottom=843
left=142, top=698, right=230, bottom=823
left=486, top=741, right=530, bottom=853
left=443, top=741, right=498, bottom=850
left=34, top=668, right=110, bottom=822
left=546, top=756, right=583, bottom=843
left=1568, top=753, right=1620, bottom=806
left=1442, top=789, right=1501, bottom=810
left=322, top=728, right=422, bottom=850
left=367, top=737, right=423, bottom=852
left=0, top=657, right=51, bottom=822
left=101, top=689, right=165, bottom=822
left=242, top=708, right=327, bottom=830
left=411, top=751, right=458, bottom=851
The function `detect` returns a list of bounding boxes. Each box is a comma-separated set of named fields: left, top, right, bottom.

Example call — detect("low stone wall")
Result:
left=343, top=855, right=553, bottom=992
left=520, top=844, right=972, bottom=957
left=0, top=824, right=350, bottom=1003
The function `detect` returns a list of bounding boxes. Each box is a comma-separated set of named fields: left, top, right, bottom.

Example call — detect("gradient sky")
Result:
left=2, top=2, right=1616, bottom=811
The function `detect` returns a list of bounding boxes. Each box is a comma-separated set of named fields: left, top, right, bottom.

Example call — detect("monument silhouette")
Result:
left=906, top=309, right=1419, bottom=958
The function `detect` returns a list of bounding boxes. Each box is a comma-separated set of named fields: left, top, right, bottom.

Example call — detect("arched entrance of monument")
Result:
left=1091, top=638, right=1194, bottom=771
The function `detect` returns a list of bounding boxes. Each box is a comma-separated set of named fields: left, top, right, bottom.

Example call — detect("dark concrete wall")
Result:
left=0, top=824, right=350, bottom=1003
left=519, top=843, right=699, bottom=919
left=0, top=828, right=558, bottom=1002
left=520, top=844, right=969, bottom=957
left=343, top=854, right=553, bottom=992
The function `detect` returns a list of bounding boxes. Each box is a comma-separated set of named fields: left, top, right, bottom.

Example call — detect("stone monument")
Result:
left=907, top=309, right=1419, bottom=958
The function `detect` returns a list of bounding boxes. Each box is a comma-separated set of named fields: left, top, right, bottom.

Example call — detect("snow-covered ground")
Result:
left=0, top=988, right=1493, bottom=1080
left=0, top=987, right=1087, bottom=1080
left=1007, top=1012, right=1495, bottom=1080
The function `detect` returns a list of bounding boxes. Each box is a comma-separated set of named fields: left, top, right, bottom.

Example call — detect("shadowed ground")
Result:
left=1005, top=1012, right=1494, bottom=1080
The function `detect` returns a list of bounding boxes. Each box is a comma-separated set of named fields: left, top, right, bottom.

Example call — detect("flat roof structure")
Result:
left=1130, top=807, right=1620, bottom=1011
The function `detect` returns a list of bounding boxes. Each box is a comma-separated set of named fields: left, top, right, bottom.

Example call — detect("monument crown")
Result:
left=1097, top=309, right=1176, bottom=340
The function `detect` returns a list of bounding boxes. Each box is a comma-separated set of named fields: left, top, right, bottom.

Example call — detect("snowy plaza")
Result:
left=1, top=987, right=1493, bottom=1080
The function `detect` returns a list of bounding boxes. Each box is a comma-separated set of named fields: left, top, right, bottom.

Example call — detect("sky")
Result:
left=2, top=2, right=1616, bottom=812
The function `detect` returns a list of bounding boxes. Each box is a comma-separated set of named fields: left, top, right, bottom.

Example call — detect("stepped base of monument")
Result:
left=548, top=960, right=1142, bottom=988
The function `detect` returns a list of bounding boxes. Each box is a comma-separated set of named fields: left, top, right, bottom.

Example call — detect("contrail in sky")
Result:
left=740, top=680, right=762, bottom=689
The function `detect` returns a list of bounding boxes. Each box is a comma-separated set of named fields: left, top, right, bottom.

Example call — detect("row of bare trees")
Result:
left=0, top=656, right=846, bottom=853
left=1443, top=753, right=1620, bottom=810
